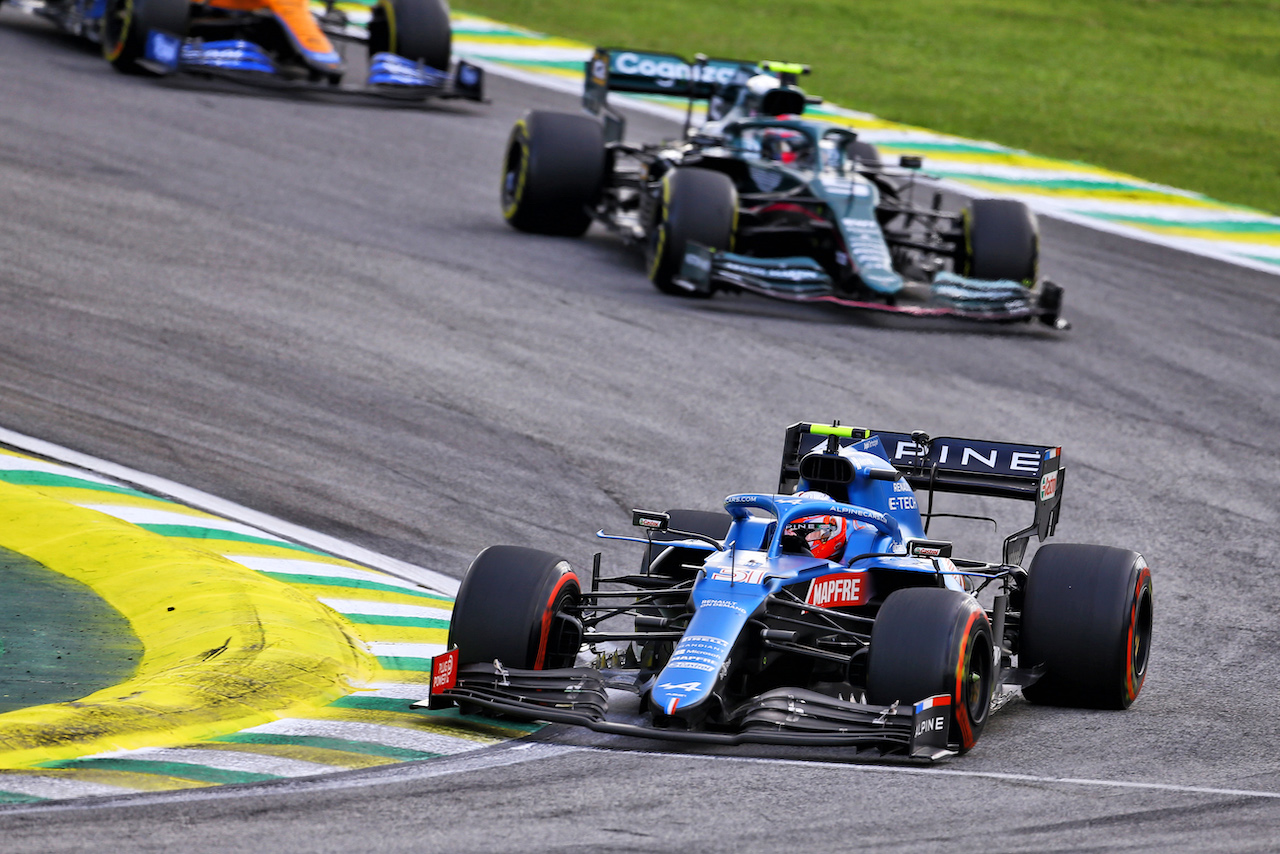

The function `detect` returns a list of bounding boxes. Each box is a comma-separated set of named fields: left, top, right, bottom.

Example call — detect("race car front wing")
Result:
left=416, top=661, right=956, bottom=760
left=674, top=243, right=1067, bottom=327
left=139, top=31, right=485, bottom=102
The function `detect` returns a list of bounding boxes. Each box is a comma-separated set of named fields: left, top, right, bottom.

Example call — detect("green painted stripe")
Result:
left=331, top=695, right=424, bottom=713
left=343, top=614, right=450, bottom=629
left=0, top=790, right=45, bottom=804
left=375, top=655, right=434, bottom=672
left=453, top=25, right=535, bottom=37
left=462, top=57, right=586, bottom=71
left=930, top=173, right=1163, bottom=194
left=0, top=547, right=143, bottom=713
left=420, top=705, right=544, bottom=734
left=1245, top=254, right=1280, bottom=267
left=867, top=140, right=1036, bottom=155
left=138, top=525, right=326, bottom=555
left=1084, top=214, right=1280, bottom=235
left=42, top=758, right=279, bottom=785
left=257, top=573, right=451, bottom=600
left=0, top=471, right=152, bottom=497
left=457, top=30, right=564, bottom=42
left=329, top=697, right=544, bottom=735
left=213, top=732, right=439, bottom=761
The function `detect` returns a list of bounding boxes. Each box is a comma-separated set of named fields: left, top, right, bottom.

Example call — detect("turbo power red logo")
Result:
left=431, top=648, right=459, bottom=694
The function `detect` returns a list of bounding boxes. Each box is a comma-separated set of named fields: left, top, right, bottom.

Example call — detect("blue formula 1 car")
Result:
left=5, top=0, right=483, bottom=102
left=500, top=49, right=1064, bottom=327
left=421, top=421, right=1153, bottom=759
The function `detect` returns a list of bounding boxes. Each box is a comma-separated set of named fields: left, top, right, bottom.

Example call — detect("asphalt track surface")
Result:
left=1, top=9, right=1279, bottom=852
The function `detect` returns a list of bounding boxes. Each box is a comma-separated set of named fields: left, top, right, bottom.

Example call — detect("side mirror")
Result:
left=632, top=509, right=670, bottom=533
left=906, top=539, right=953, bottom=558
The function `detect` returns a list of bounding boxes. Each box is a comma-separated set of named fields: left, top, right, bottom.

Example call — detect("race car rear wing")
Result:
left=778, top=421, right=1064, bottom=564
left=583, top=47, right=755, bottom=102
left=583, top=47, right=757, bottom=141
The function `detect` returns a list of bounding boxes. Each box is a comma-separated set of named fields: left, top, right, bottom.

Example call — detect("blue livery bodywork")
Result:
left=427, top=420, right=1093, bottom=759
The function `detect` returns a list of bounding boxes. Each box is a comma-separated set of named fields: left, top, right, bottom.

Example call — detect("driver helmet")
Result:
left=784, top=514, right=848, bottom=560
left=759, top=129, right=811, bottom=166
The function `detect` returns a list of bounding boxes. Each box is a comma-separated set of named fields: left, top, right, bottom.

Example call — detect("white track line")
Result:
left=223, top=555, right=428, bottom=591
left=583, top=747, right=1280, bottom=800
left=317, top=599, right=452, bottom=621
left=0, top=744, right=580, bottom=813
left=77, top=503, right=290, bottom=542
left=0, top=425, right=459, bottom=596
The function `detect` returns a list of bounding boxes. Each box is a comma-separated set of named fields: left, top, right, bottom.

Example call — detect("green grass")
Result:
left=459, top=0, right=1280, bottom=215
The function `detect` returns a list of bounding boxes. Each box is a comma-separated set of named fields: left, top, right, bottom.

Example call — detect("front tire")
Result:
left=367, top=0, right=451, bottom=71
left=1020, top=543, right=1153, bottom=709
left=647, top=167, right=737, bottom=296
left=102, top=0, right=189, bottom=74
left=961, top=198, right=1039, bottom=284
left=866, top=587, right=994, bottom=753
left=501, top=111, right=605, bottom=237
left=448, top=546, right=582, bottom=670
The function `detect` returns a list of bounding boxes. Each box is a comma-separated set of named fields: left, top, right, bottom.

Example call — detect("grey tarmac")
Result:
left=0, top=7, right=1278, bottom=850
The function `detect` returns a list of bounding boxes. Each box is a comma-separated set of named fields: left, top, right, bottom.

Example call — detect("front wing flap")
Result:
left=674, top=243, right=1066, bottom=327
left=416, top=662, right=955, bottom=760
left=140, top=31, right=485, bottom=102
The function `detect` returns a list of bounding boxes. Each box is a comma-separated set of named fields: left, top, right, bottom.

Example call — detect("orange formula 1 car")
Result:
left=12, top=0, right=483, bottom=101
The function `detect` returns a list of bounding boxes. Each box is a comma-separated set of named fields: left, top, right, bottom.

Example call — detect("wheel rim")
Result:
left=533, top=571, right=580, bottom=670
left=962, top=630, right=992, bottom=726
left=646, top=222, right=667, bottom=280
left=501, top=139, right=527, bottom=220
left=102, top=0, right=132, bottom=61
left=544, top=589, right=582, bottom=669
left=1131, top=585, right=1154, bottom=681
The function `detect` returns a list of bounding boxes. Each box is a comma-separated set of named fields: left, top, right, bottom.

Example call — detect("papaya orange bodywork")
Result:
left=204, top=0, right=337, bottom=57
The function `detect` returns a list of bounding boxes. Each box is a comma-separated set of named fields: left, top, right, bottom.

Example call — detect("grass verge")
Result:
left=460, top=0, right=1280, bottom=215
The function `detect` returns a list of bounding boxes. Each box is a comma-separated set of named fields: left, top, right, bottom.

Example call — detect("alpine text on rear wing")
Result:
left=779, top=421, right=1065, bottom=564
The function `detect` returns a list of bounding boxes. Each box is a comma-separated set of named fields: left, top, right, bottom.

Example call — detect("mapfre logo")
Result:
left=804, top=573, right=869, bottom=608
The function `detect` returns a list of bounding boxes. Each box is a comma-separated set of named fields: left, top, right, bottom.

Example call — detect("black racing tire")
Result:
left=961, top=198, right=1039, bottom=284
left=366, top=0, right=451, bottom=71
left=102, top=0, right=189, bottom=74
left=1020, top=543, right=1153, bottom=710
left=501, top=111, right=605, bottom=237
left=866, top=587, right=994, bottom=753
left=448, top=545, right=582, bottom=670
left=647, top=167, right=737, bottom=296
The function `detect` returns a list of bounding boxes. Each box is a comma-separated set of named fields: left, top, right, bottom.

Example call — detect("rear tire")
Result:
left=367, top=0, right=451, bottom=71
left=867, top=587, right=994, bottom=752
left=102, top=0, right=189, bottom=74
left=448, top=546, right=582, bottom=670
left=962, top=198, right=1038, bottom=284
left=647, top=167, right=737, bottom=296
left=501, top=111, right=605, bottom=237
left=1020, top=543, right=1153, bottom=709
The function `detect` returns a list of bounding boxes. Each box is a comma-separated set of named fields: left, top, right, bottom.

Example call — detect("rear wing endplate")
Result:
left=779, top=422, right=1064, bottom=564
